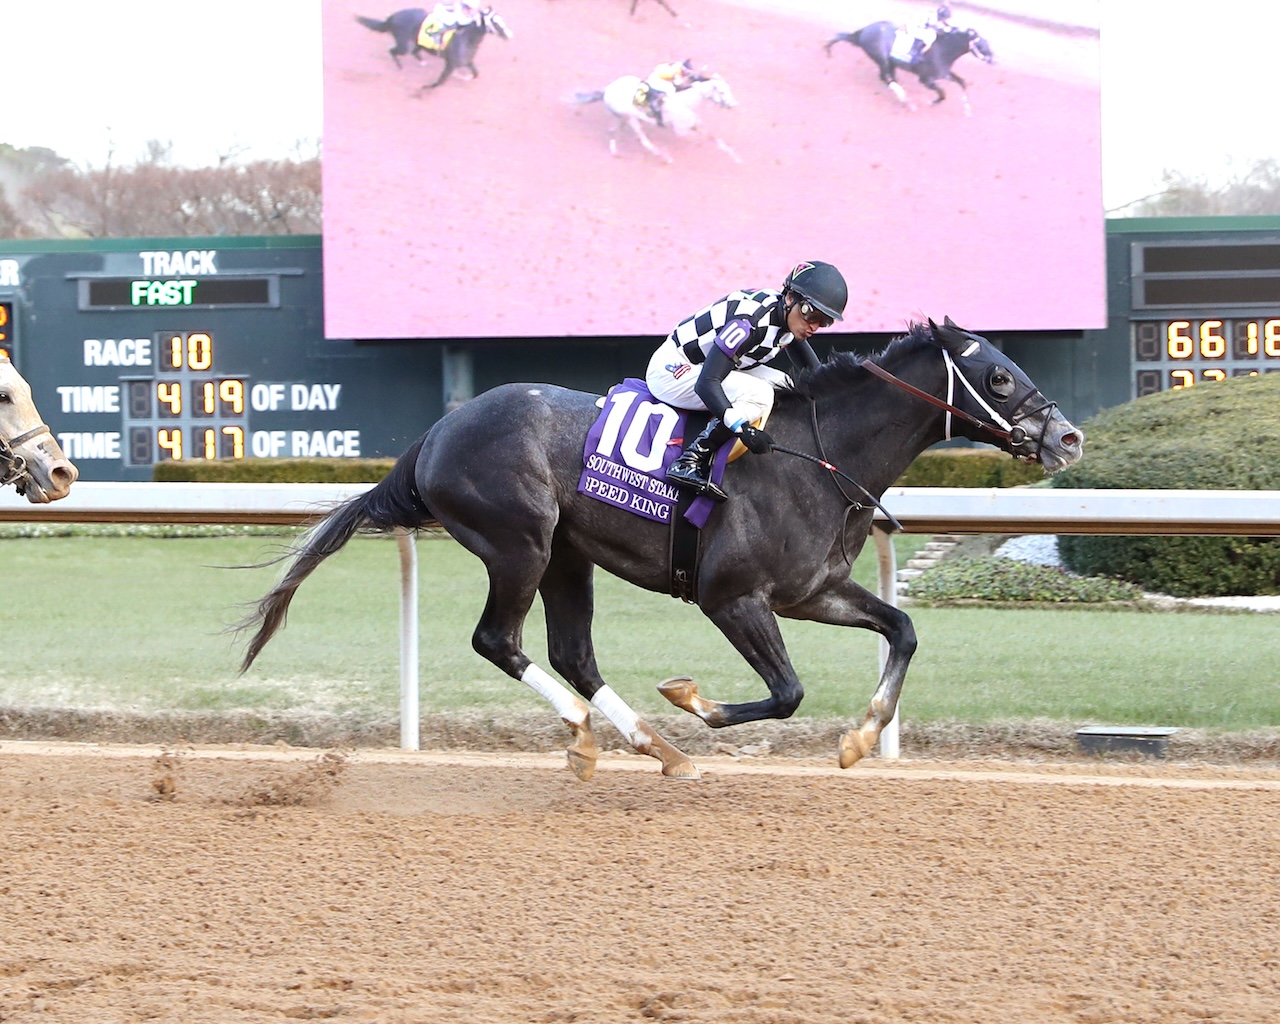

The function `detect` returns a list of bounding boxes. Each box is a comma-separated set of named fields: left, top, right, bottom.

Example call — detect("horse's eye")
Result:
left=988, top=368, right=1014, bottom=398
left=0, top=390, right=11, bottom=404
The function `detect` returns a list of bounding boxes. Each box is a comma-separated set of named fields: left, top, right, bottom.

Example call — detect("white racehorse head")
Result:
left=0, top=355, right=77, bottom=502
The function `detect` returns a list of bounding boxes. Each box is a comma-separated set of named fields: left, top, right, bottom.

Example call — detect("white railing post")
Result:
left=872, top=526, right=900, bottom=759
left=395, top=528, right=420, bottom=751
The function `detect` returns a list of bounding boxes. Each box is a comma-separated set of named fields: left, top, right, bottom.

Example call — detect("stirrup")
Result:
left=667, top=462, right=727, bottom=502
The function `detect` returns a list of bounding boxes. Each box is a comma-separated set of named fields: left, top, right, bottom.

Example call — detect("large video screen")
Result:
left=322, top=0, right=1103, bottom=338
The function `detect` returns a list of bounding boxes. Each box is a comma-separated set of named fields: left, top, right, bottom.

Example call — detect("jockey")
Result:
left=645, top=261, right=848, bottom=501
left=421, top=2, right=482, bottom=48
left=907, top=4, right=953, bottom=61
left=640, top=58, right=700, bottom=126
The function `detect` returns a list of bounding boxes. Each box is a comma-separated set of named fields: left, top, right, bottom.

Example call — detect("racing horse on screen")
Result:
left=237, top=319, right=1081, bottom=780
left=355, top=6, right=513, bottom=90
left=826, top=21, right=994, bottom=114
left=0, top=355, right=77, bottom=502
left=573, top=73, right=741, bottom=163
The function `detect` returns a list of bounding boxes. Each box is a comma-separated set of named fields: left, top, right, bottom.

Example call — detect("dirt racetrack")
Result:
left=3, top=742, right=1278, bottom=1024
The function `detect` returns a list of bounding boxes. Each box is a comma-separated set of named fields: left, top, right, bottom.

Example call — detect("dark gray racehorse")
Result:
left=238, top=319, right=1081, bottom=780
left=355, top=7, right=513, bottom=90
left=826, top=22, right=994, bottom=113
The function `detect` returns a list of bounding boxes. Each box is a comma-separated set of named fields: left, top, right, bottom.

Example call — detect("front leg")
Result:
left=658, top=593, right=804, bottom=727
left=920, top=76, right=947, bottom=104
left=417, top=62, right=453, bottom=92
left=781, top=577, right=916, bottom=767
left=627, top=116, right=672, bottom=163
left=946, top=72, right=972, bottom=115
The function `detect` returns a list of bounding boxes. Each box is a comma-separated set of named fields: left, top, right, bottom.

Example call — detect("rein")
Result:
left=770, top=342, right=1057, bottom=543
left=862, top=356, right=1011, bottom=441
left=862, top=349, right=1055, bottom=458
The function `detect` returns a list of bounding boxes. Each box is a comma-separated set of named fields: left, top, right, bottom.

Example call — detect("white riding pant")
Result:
left=646, top=342, right=790, bottom=429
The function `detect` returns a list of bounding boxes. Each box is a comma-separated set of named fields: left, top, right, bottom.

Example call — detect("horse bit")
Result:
left=0, top=423, right=50, bottom=494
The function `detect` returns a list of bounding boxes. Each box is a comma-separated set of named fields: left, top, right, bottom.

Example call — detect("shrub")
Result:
left=905, top=556, right=1144, bottom=605
left=1052, top=373, right=1280, bottom=597
left=894, top=448, right=1046, bottom=487
left=153, top=458, right=396, bottom=483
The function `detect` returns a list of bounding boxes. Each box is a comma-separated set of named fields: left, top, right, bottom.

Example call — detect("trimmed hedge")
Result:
left=893, top=448, right=1046, bottom=487
left=157, top=447, right=1040, bottom=487
left=153, top=458, right=396, bottom=483
left=905, top=556, right=1144, bottom=605
left=1052, top=373, right=1280, bottom=597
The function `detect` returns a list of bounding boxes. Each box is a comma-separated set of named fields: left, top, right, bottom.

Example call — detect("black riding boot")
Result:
left=667, top=418, right=734, bottom=501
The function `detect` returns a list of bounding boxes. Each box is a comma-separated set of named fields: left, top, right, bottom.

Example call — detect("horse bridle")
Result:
left=0, top=423, right=51, bottom=494
left=776, top=346, right=1056, bottom=544
left=861, top=348, right=1056, bottom=462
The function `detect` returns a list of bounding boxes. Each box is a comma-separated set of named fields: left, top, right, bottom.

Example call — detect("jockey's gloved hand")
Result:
left=734, top=422, right=774, bottom=455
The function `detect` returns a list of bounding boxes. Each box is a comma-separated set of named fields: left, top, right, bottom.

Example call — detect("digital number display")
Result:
left=120, top=331, right=250, bottom=465
left=83, top=277, right=273, bottom=309
left=0, top=300, right=11, bottom=358
left=1131, top=318, right=1280, bottom=397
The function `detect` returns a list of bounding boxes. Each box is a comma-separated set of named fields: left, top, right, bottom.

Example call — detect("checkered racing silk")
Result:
left=667, top=288, right=794, bottom=369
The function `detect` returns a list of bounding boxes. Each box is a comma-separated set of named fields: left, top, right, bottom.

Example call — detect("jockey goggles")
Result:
left=797, top=300, right=834, bottom=329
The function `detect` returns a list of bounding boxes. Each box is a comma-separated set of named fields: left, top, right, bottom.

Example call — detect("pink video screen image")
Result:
left=321, top=0, right=1103, bottom=339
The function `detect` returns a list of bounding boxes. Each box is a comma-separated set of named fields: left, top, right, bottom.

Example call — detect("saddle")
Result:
left=416, top=21, right=454, bottom=52
left=889, top=29, right=925, bottom=63
left=577, top=380, right=762, bottom=604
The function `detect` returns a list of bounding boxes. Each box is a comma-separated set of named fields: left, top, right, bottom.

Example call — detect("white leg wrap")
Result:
left=520, top=664, right=588, bottom=725
left=590, top=685, right=644, bottom=747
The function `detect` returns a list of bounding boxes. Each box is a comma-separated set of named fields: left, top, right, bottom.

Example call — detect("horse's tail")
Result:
left=572, top=89, right=605, bottom=105
left=236, top=435, right=434, bottom=673
left=824, top=31, right=860, bottom=55
left=354, top=14, right=391, bottom=33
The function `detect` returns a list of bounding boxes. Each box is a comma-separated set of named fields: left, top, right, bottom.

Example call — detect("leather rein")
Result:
left=775, top=348, right=1056, bottom=545
left=861, top=349, right=1055, bottom=458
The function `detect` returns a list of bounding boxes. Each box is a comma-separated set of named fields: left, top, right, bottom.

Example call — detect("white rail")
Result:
left=3, top=483, right=1277, bottom=756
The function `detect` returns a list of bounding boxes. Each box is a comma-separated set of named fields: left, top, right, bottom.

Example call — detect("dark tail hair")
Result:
left=236, top=435, right=432, bottom=672
left=824, top=32, right=860, bottom=55
left=355, top=14, right=391, bottom=33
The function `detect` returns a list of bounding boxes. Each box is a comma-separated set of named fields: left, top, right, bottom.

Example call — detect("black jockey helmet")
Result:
left=783, top=261, right=848, bottom=322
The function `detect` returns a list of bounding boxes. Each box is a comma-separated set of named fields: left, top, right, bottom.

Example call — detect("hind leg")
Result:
left=447, top=520, right=600, bottom=778
left=540, top=546, right=699, bottom=780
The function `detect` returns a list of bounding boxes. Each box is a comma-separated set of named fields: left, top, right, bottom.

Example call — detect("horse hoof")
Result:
left=566, top=748, right=597, bottom=782
left=657, top=675, right=696, bottom=710
left=838, top=729, right=873, bottom=769
left=661, top=758, right=701, bottom=781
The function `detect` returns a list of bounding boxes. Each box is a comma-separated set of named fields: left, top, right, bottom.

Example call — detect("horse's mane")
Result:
left=786, top=321, right=933, bottom=403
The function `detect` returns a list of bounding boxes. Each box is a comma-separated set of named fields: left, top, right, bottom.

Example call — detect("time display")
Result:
left=121, top=331, right=249, bottom=465
left=1131, top=318, right=1280, bottom=397
left=0, top=300, right=11, bottom=357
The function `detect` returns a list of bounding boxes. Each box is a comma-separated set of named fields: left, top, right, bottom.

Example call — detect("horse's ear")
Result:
left=934, top=316, right=981, bottom=355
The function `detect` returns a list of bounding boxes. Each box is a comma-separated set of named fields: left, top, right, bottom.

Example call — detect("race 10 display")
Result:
left=0, top=237, right=444, bottom=483
left=1123, top=232, right=1280, bottom=398
left=320, top=0, right=1105, bottom=339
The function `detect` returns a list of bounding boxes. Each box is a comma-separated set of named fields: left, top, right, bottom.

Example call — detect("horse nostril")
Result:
left=1062, top=433, right=1080, bottom=448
